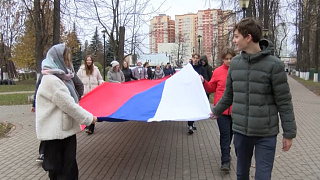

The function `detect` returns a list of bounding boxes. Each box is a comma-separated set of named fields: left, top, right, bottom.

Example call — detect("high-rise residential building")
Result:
left=194, top=9, right=235, bottom=67
left=149, top=14, right=175, bottom=53
left=149, top=9, right=235, bottom=67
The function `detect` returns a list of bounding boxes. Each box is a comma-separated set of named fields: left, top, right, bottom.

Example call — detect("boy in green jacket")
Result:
left=211, top=18, right=297, bottom=180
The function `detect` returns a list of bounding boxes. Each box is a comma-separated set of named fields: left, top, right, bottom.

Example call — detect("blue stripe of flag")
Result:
left=100, top=81, right=166, bottom=122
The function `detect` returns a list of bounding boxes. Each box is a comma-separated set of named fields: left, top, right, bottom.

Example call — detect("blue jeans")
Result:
left=217, top=115, right=233, bottom=164
left=234, top=132, right=277, bottom=180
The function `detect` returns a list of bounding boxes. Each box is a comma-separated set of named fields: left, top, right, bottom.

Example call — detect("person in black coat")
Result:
left=144, top=62, right=153, bottom=79
left=200, top=54, right=213, bottom=81
left=163, top=63, right=174, bottom=76
left=122, top=60, right=137, bottom=82
left=187, top=53, right=208, bottom=134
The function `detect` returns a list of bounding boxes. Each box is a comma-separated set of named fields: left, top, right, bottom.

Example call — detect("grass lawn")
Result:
left=0, top=79, right=35, bottom=106
left=0, top=94, right=31, bottom=106
left=0, top=79, right=36, bottom=92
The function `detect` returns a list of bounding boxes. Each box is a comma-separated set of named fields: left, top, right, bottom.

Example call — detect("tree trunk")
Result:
left=118, top=26, right=125, bottom=65
left=303, top=0, right=311, bottom=80
left=34, top=0, right=44, bottom=73
left=0, top=34, right=7, bottom=80
left=53, top=0, right=60, bottom=45
left=296, top=0, right=303, bottom=75
left=313, top=0, right=320, bottom=82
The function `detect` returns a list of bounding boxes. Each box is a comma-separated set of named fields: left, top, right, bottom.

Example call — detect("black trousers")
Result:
left=187, top=121, right=194, bottom=126
left=39, top=141, right=45, bottom=155
left=42, top=135, right=78, bottom=180
left=217, top=115, right=233, bottom=164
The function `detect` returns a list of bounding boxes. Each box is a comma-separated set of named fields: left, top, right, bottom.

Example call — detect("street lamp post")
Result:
left=197, top=35, right=202, bottom=54
left=102, top=30, right=107, bottom=81
left=239, top=0, right=250, bottom=18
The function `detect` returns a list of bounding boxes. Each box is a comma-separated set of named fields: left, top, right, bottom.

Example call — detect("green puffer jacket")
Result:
left=212, top=40, right=296, bottom=139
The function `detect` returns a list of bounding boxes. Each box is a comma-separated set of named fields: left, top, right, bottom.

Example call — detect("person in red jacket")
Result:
left=201, top=47, right=236, bottom=172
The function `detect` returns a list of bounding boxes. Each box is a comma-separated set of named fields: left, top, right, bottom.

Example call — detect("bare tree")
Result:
left=67, top=0, right=165, bottom=66
left=0, top=1, right=26, bottom=79
left=314, top=0, right=320, bottom=81
left=172, top=35, right=188, bottom=67
left=53, top=0, right=60, bottom=45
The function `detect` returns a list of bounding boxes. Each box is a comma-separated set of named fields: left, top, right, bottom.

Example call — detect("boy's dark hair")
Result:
left=192, top=53, right=200, bottom=58
left=233, top=18, right=262, bottom=43
left=221, top=48, right=236, bottom=59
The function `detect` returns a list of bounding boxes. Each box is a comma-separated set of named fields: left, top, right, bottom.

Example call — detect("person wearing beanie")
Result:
left=132, top=60, right=147, bottom=80
left=107, top=60, right=125, bottom=83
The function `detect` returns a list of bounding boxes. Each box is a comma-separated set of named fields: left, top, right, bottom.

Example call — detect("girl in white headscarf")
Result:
left=36, top=43, right=97, bottom=180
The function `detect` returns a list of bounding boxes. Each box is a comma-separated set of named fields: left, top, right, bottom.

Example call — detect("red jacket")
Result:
left=203, top=63, right=232, bottom=115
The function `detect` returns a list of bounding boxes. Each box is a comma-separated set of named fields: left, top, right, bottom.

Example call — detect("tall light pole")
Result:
left=197, top=35, right=202, bottom=54
left=102, top=30, right=107, bottom=81
left=239, top=0, right=250, bottom=18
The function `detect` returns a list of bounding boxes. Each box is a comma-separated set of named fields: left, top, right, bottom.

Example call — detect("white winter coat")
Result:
left=77, top=65, right=104, bottom=96
left=35, top=75, right=93, bottom=140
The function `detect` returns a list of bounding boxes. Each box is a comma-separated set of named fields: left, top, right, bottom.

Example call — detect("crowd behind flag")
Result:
left=79, top=64, right=211, bottom=122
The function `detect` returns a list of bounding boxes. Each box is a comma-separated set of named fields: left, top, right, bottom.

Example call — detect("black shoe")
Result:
left=36, top=154, right=44, bottom=162
left=192, top=125, right=197, bottom=130
left=188, top=126, right=194, bottom=134
left=220, top=162, right=230, bottom=172
left=85, top=129, right=93, bottom=134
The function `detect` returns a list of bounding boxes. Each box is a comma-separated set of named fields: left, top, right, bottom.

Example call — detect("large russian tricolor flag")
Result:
left=79, top=64, right=211, bottom=122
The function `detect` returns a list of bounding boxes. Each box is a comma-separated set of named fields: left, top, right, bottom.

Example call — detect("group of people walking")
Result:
left=106, top=59, right=176, bottom=83
left=32, top=17, right=296, bottom=180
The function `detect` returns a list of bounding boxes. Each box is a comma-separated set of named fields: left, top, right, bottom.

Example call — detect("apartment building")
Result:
left=150, top=9, right=235, bottom=67
left=149, top=14, right=175, bottom=53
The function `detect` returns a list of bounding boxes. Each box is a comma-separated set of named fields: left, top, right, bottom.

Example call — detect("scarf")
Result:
left=41, top=44, right=79, bottom=103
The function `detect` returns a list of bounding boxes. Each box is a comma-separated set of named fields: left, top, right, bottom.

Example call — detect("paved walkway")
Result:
left=0, top=76, right=320, bottom=180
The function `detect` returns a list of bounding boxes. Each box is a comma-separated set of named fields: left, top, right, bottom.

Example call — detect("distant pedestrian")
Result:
left=163, top=63, right=173, bottom=76
left=144, top=62, right=153, bottom=79
left=200, top=54, right=213, bottom=81
left=187, top=53, right=208, bottom=134
left=153, top=65, right=165, bottom=79
left=35, top=43, right=97, bottom=180
left=132, top=60, right=147, bottom=80
left=77, top=55, right=104, bottom=134
left=122, top=60, right=137, bottom=82
left=107, top=60, right=125, bottom=83
left=211, top=18, right=297, bottom=179
left=201, top=47, right=236, bottom=172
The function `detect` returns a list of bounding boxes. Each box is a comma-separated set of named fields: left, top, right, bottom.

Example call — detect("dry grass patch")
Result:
left=0, top=122, right=14, bottom=138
